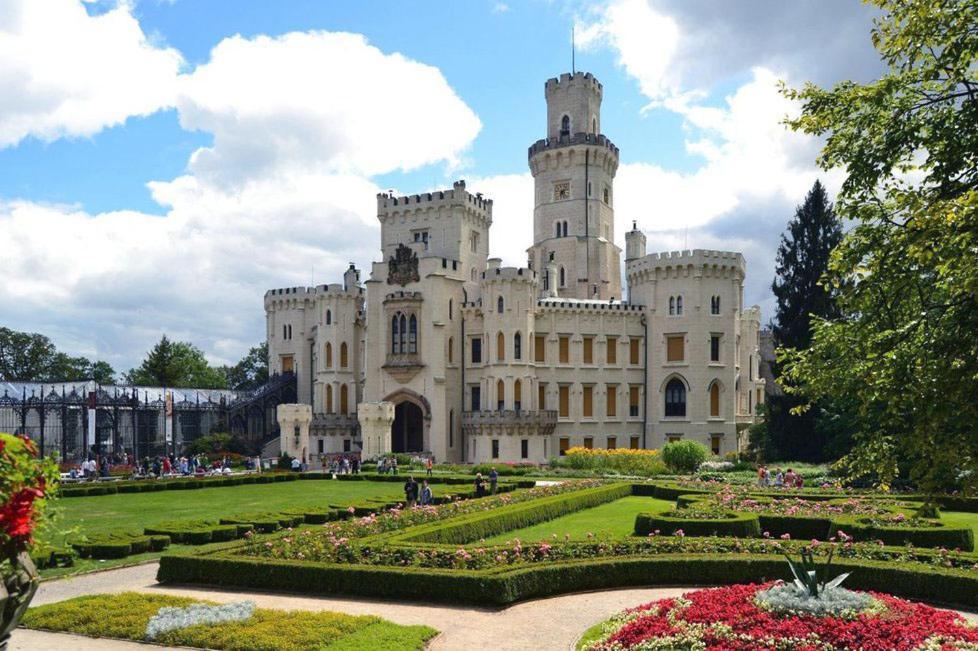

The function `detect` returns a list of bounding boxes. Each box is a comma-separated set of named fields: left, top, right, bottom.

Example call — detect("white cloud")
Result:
left=0, top=28, right=482, bottom=369
left=466, top=172, right=534, bottom=266
left=0, top=0, right=184, bottom=148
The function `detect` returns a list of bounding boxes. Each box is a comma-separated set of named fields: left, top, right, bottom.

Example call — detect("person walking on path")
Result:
left=489, top=468, right=499, bottom=495
left=474, top=473, right=486, bottom=498
left=420, top=480, right=432, bottom=506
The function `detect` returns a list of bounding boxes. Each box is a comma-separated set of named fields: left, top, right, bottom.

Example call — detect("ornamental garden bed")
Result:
left=21, top=592, right=436, bottom=651
left=157, top=481, right=978, bottom=608
left=577, top=583, right=978, bottom=650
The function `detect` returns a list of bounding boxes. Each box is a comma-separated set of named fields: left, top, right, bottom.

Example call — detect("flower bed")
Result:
left=580, top=583, right=978, bottom=650
left=157, top=482, right=978, bottom=607
left=556, top=447, right=667, bottom=476
left=21, top=592, right=436, bottom=650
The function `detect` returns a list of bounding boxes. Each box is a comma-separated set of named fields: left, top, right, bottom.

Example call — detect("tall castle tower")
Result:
left=526, top=72, right=622, bottom=300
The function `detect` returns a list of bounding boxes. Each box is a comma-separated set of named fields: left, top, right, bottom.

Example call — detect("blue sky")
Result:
left=0, top=0, right=881, bottom=373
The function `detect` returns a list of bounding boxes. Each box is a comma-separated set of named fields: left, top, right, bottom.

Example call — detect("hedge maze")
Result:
left=157, top=480, right=978, bottom=608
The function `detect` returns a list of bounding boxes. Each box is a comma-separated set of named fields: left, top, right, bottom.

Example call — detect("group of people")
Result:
left=376, top=456, right=399, bottom=475
left=322, top=454, right=360, bottom=475
left=402, top=476, right=433, bottom=507
left=473, top=468, right=499, bottom=497
left=757, top=466, right=805, bottom=489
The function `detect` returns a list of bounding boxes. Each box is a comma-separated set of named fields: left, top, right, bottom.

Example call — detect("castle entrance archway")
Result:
left=392, top=401, right=423, bottom=453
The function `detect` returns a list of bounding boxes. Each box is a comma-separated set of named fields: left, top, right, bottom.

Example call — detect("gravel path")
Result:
left=9, top=562, right=978, bottom=651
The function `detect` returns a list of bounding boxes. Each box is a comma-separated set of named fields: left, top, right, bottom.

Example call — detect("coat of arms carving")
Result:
left=387, top=244, right=420, bottom=286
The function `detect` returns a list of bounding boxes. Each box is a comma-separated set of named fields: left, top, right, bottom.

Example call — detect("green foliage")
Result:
left=0, top=432, right=60, bottom=558
left=70, top=531, right=169, bottom=559
left=634, top=511, right=761, bottom=538
left=0, top=327, right=114, bottom=382
left=182, top=432, right=252, bottom=457
left=21, top=592, right=437, bottom=651
left=783, top=547, right=847, bottom=598
left=661, top=440, right=708, bottom=473
left=834, top=516, right=974, bottom=551
left=125, top=334, right=228, bottom=389
left=781, top=0, right=978, bottom=493
left=220, top=342, right=269, bottom=391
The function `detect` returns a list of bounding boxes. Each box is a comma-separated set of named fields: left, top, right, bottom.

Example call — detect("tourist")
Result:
left=162, top=456, right=172, bottom=476
left=391, top=457, right=399, bottom=476
left=785, top=468, right=797, bottom=488
left=352, top=456, right=360, bottom=474
left=774, top=469, right=784, bottom=488
left=757, top=465, right=767, bottom=487
left=474, top=473, right=486, bottom=498
left=291, top=456, right=301, bottom=472
left=489, top=467, right=498, bottom=494
left=404, top=475, right=418, bottom=507
left=425, top=457, right=433, bottom=477
left=420, top=480, right=432, bottom=506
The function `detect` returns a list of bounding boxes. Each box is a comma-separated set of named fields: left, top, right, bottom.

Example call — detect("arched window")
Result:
left=340, top=384, right=349, bottom=414
left=497, top=331, right=505, bottom=361
left=562, top=221, right=569, bottom=237
left=514, top=332, right=522, bottom=360
left=543, top=270, right=550, bottom=291
left=399, top=314, right=407, bottom=353
left=665, top=378, right=686, bottom=417
left=592, top=117, right=597, bottom=133
left=676, top=296, right=683, bottom=315
left=603, top=187, right=609, bottom=204
left=669, top=296, right=676, bottom=315
left=560, top=114, right=570, bottom=137
left=514, top=379, right=522, bottom=411
left=408, top=315, right=417, bottom=353
left=325, top=385, right=333, bottom=414
left=555, top=222, right=561, bottom=238
left=709, top=382, right=721, bottom=417
left=749, top=355, right=753, bottom=381
left=449, top=299, right=453, bottom=320
left=711, top=295, right=720, bottom=315
left=340, top=342, right=348, bottom=368
left=326, top=309, right=332, bottom=325
left=325, top=343, right=332, bottom=368
left=497, top=296, right=504, bottom=314
left=497, top=379, right=505, bottom=410
left=448, top=337, right=454, bottom=363
left=559, top=266, right=566, bottom=287
left=391, top=315, right=400, bottom=354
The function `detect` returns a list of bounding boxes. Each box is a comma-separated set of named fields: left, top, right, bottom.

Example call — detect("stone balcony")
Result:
left=310, top=413, right=359, bottom=435
left=462, top=409, right=558, bottom=436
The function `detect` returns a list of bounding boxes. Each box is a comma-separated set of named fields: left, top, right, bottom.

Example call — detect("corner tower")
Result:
left=527, top=72, right=622, bottom=300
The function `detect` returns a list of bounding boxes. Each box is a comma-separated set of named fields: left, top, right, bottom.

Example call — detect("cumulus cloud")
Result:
left=0, top=27, right=481, bottom=369
left=0, top=0, right=184, bottom=148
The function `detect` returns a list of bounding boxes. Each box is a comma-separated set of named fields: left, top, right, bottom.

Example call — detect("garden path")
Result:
left=10, top=562, right=978, bottom=651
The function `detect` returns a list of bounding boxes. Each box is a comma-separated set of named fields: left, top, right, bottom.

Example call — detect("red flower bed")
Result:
left=587, top=584, right=978, bottom=650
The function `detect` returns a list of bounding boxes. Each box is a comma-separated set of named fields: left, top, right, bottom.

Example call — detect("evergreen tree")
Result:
left=758, top=181, right=843, bottom=462
left=126, top=335, right=228, bottom=389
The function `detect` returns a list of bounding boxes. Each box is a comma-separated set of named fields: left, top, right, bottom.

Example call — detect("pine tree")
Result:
left=760, top=180, right=843, bottom=462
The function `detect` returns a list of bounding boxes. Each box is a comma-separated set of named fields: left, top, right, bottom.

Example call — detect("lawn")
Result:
left=40, top=479, right=407, bottom=578
left=480, top=496, right=675, bottom=544
left=22, top=592, right=437, bottom=650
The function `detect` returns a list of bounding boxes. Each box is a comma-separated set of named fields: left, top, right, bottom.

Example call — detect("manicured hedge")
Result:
left=390, top=483, right=632, bottom=545
left=59, top=472, right=301, bottom=497
left=634, top=511, right=761, bottom=538
left=157, top=550, right=978, bottom=609
left=71, top=532, right=170, bottom=559
left=833, top=517, right=975, bottom=551
left=144, top=520, right=248, bottom=545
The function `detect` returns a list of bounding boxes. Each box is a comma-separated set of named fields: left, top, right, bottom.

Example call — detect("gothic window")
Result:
left=709, top=382, right=721, bottom=417
left=325, top=343, right=332, bottom=368
left=497, top=379, right=505, bottom=411
left=665, top=378, right=687, bottom=417
left=592, top=117, right=597, bottom=133
left=562, top=221, right=569, bottom=237
left=676, top=295, right=684, bottom=315
left=448, top=337, right=454, bottom=363
left=391, top=315, right=400, bottom=354
left=497, top=296, right=504, bottom=314
left=669, top=296, right=675, bottom=315
left=555, top=221, right=561, bottom=238
left=514, top=332, right=522, bottom=360
left=497, top=331, right=505, bottom=361
left=326, top=310, right=332, bottom=325
left=340, top=342, right=348, bottom=368
left=603, top=187, right=609, bottom=204
left=560, top=114, right=570, bottom=137
left=325, top=385, right=333, bottom=414
left=559, top=266, right=566, bottom=287
left=711, top=295, right=721, bottom=315
left=408, top=315, right=417, bottom=354
left=543, top=270, right=549, bottom=290
left=448, top=299, right=453, bottom=320
left=340, top=384, right=349, bottom=414
left=514, top=379, right=522, bottom=411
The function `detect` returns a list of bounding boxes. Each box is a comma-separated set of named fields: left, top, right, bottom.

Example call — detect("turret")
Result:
left=343, top=263, right=360, bottom=292
left=625, top=221, right=646, bottom=262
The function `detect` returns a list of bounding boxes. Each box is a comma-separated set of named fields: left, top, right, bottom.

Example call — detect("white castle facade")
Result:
left=265, top=71, right=765, bottom=464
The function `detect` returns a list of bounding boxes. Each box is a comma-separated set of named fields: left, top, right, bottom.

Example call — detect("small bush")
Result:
left=634, top=511, right=761, bottom=538
left=662, top=441, right=709, bottom=473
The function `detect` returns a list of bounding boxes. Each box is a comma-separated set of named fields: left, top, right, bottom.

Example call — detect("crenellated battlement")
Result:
left=545, top=71, right=603, bottom=96
left=528, top=132, right=619, bottom=160
left=625, top=249, right=746, bottom=284
left=481, top=266, right=538, bottom=283
left=264, top=282, right=363, bottom=310
left=376, top=179, right=493, bottom=215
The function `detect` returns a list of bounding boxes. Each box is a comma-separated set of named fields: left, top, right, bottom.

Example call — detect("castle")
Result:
left=264, top=71, right=765, bottom=464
